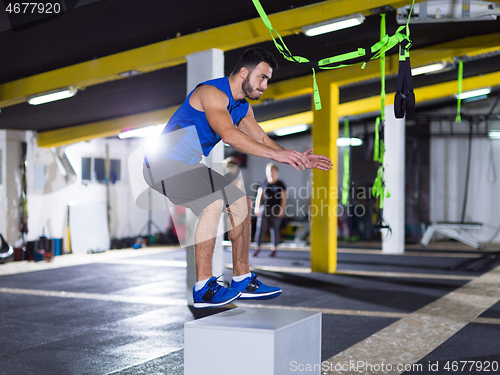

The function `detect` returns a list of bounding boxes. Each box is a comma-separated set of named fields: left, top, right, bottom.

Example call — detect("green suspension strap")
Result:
left=342, top=118, right=350, bottom=205
left=456, top=60, right=463, bottom=123
left=380, top=13, right=386, bottom=123
left=394, top=2, right=416, bottom=119
left=372, top=118, right=389, bottom=209
left=251, top=0, right=415, bottom=110
left=372, top=122, right=391, bottom=237
left=374, top=116, right=381, bottom=162
left=372, top=14, right=391, bottom=210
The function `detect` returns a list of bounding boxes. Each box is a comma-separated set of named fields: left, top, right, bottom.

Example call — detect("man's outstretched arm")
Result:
left=200, top=86, right=309, bottom=171
left=238, top=106, right=284, bottom=151
left=238, top=106, right=333, bottom=171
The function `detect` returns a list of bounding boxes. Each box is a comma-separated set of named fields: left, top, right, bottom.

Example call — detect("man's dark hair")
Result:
left=231, top=48, right=278, bottom=75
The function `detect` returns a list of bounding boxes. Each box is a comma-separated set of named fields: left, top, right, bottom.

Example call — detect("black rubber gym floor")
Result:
left=1, top=246, right=499, bottom=374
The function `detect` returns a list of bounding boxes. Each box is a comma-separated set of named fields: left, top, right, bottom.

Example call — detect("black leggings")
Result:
left=255, top=206, right=282, bottom=249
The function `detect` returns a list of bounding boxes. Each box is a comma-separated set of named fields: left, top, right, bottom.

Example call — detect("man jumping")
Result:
left=144, top=48, right=332, bottom=308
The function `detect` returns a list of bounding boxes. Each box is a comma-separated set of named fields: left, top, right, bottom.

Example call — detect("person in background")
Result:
left=253, top=162, right=286, bottom=258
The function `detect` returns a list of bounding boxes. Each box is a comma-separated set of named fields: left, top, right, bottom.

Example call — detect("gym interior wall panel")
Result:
left=5, top=132, right=22, bottom=246
left=430, top=118, right=500, bottom=244
left=69, top=202, right=110, bottom=253
left=26, top=136, right=171, bottom=250
left=241, top=134, right=312, bottom=219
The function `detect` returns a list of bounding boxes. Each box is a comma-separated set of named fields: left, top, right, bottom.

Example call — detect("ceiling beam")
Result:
left=37, top=107, right=179, bottom=148
left=0, top=0, right=422, bottom=109
left=339, top=70, right=500, bottom=116
left=258, top=70, right=500, bottom=131
left=259, top=112, right=313, bottom=134
left=39, top=71, right=500, bottom=147
left=256, top=33, right=500, bottom=103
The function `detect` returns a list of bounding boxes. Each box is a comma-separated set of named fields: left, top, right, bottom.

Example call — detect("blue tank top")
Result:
left=160, top=76, right=249, bottom=164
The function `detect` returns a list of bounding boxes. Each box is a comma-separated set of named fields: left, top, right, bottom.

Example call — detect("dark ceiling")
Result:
left=1, top=0, right=500, bottom=133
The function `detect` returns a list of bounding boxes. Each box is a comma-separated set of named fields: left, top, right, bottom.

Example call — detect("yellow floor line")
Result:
left=338, top=248, right=484, bottom=258
left=241, top=265, right=478, bottom=281
left=0, top=287, right=187, bottom=306
left=233, top=302, right=409, bottom=319
left=0, top=246, right=182, bottom=276
left=233, top=304, right=500, bottom=323
left=334, top=269, right=477, bottom=281
left=225, top=241, right=491, bottom=258
left=248, top=265, right=313, bottom=274
left=100, top=259, right=187, bottom=267
left=471, top=317, right=500, bottom=325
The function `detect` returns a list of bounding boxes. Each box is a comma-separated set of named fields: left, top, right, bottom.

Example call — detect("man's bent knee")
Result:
left=201, top=199, right=225, bottom=217
left=231, top=196, right=251, bottom=212
left=228, top=197, right=250, bottom=222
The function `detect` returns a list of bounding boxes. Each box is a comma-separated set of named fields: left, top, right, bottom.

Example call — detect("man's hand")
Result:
left=302, top=148, right=333, bottom=171
left=272, top=149, right=309, bottom=171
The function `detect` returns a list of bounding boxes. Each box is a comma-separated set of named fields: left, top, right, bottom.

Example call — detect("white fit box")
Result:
left=184, top=307, right=322, bottom=375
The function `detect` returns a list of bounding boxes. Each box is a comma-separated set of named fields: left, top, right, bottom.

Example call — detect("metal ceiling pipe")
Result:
left=52, top=147, right=77, bottom=183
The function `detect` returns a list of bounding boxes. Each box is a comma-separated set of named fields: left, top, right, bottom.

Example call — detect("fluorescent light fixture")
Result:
left=411, top=62, right=446, bottom=76
left=336, top=137, right=363, bottom=147
left=456, top=88, right=491, bottom=100
left=273, top=124, right=309, bottom=136
left=488, top=131, right=500, bottom=139
left=302, top=14, right=365, bottom=37
left=463, top=95, right=489, bottom=103
left=118, top=124, right=165, bottom=139
left=27, top=87, right=78, bottom=105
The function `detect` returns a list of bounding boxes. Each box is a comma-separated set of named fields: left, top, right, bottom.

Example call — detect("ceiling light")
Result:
left=455, top=88, right=491, bottom=100
left=488, top=131, right=500, bottom=139
left=411, top=62, right=446, bottom=76
left=336, top=137, right=363, bottom=147
left=27, top=87, right=78, bottom=105
left=397, top=1, right=500, bottom=24
left=273, top=124, right=309, bottom=136
left=118, top=124, right=165, bottom=139
left=302, top=14, right=365, bottom=37
left=463, top=95, right=489, bottom=103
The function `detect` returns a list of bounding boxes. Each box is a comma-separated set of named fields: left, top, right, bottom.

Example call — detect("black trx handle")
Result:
left=252, top=0, right=415, bottom=110
left=394, top=46, right=415, bottom=119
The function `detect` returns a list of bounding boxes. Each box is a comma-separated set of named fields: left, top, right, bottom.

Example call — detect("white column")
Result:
left=185, top=49, right=225, bottom=305
left=0, top=130, right=31, bottom=247
left=382, top=105, right=405, bottom=254
left=0, top=131, right=7, bottom=240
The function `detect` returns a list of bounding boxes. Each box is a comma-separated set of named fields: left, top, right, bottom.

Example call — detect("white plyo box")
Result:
left=184, top=307, right=322, bottom=375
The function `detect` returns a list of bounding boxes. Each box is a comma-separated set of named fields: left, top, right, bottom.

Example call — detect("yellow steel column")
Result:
left=311, top=82, right=339, bottom=273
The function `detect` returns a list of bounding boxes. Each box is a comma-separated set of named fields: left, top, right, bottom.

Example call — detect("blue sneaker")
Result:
left=230, top=272, right=282, bottom=300
left=193, top=276, right=241, bottom=309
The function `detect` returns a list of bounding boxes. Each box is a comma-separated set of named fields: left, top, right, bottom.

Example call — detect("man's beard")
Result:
left=242, top=76, right=262, bottom=100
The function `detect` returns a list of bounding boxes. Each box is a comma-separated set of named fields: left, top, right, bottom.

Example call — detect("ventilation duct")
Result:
left=52, top=147, right=77, bottom=183
left=397, top=0, right=500, bottom=23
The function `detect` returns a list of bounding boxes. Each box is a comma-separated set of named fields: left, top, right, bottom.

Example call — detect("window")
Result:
left=109, top=159, right=121, bottom=183
left=81, top=157, right=121, bottom=183
left=82, top=157, right=91, bottom=181
left=94, top=158, right=106, bottom=182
